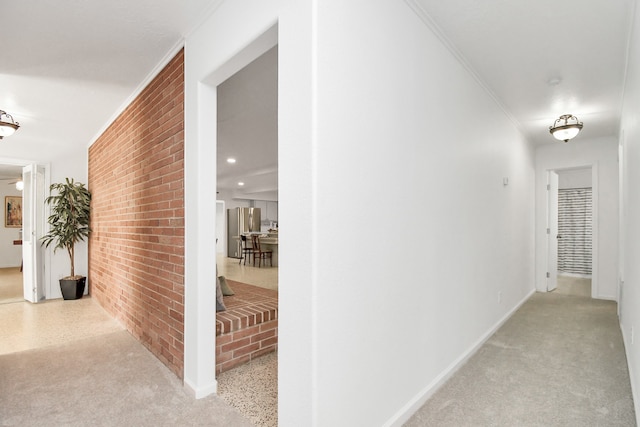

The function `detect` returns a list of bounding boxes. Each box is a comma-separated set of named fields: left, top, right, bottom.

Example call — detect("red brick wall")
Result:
left=216, top=319, right=278, bottom=374
left=88, top=50, right=185, bottom=378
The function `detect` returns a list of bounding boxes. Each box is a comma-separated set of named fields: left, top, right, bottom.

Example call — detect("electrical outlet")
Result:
left=498, top=291, right=502, bottom=303
left=632, top=327, right=635, bottom=345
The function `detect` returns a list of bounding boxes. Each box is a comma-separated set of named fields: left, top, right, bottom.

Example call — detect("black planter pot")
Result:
left=59, top=277, right=86, bottom=300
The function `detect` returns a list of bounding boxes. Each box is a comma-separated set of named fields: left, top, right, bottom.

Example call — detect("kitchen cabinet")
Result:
left=252, top=200, right=278, bottom=222
left=253, top=200, right=267, bottom=214
left=266, top=201, right=278, bottom=222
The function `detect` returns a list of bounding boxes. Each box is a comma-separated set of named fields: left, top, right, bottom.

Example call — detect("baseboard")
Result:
left=384, top=288, right=536, bottom=427
left=184, top=378, right=217, bottom=399
left=0, top=263, right=21, bottom=269
left=559, top=272, right=592, bottom=279
left=596, top=294, right=618, bottom=302
left=620, top=321, right=640, bottom=425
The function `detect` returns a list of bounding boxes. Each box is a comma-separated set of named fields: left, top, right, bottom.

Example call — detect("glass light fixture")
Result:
left=15, top=180, right=24, bottom=191
left=0, top=110, right=20, bottom=139
left=549, top=114, right=583, bottom=142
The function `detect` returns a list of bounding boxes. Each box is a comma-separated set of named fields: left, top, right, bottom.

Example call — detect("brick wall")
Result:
left=216, top=319, right=278, bottom=374
left=215, top=280, right=279, bottom=373
left=88, top=50, right=185, bottom=378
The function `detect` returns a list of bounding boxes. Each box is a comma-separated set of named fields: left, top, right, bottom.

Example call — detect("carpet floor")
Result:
left=405, top=291, right=636, bottom=426
left=555, top=274, right=592, bottom=297
left=0, top=330, right=252, bottom=427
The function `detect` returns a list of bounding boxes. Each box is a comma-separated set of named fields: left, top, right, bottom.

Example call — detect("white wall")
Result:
left=46, top=150, right=89, bottom=299
left=0, top=184, right=23, bottom=268
left=312, top=2, right=535, bottom=425
left=558, top=167, right=592, bottom=189
left=535, top=138, right=619, bottom=299
left=215, top=191, right=253, bottom=257
left=619, top=0, right=640, bottom=418
left=215, top=189, right=252, bottom=211
left=186, top=0, right=536, bottom=425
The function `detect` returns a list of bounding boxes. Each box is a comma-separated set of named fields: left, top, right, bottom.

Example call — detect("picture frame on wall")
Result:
left=5, top=196, right=22, bottom=228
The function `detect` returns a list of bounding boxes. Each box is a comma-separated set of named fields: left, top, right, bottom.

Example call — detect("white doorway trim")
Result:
left=543, top=164, right=599, bottom=298
left=21, top=164, right=49, bottom=303
left=546, top=170, right=559, bottom=292
left=618, top=133, right=627, bottom=315
left=183, top=23, right=278, bottom=399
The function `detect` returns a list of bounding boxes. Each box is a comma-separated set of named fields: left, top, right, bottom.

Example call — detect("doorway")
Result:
left=0, top=161, right=48, bottom=304
left=548, top=167, right=595, bottom=297
left=0, top=163, right=26, bottom=304
left=212, top=32, right=279, bottom=425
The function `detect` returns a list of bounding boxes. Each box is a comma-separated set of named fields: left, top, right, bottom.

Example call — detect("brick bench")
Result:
left=215, top=280, right=278, bottom=374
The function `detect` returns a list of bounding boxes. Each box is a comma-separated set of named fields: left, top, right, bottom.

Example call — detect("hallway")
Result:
left=406, top=289, right=635, bottom=425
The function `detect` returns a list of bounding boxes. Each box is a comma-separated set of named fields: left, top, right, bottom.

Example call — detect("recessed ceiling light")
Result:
left=227, top=158, right=236, bottom=164
left=238, top=182, right=245, bottom=186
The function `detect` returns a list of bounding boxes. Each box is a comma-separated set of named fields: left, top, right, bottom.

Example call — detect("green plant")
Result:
left=41, top=178, right=92, bottom=279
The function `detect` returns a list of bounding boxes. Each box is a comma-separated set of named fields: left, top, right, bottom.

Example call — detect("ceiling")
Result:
left=0, top=0, right=216, bottom=177
left=0, top=164, right=24, bottom=182
left=216, top=47, right=278, bottom=200
left=0, top=1, right=635, bottom=187
left=413, top=0, right=635, bottom=145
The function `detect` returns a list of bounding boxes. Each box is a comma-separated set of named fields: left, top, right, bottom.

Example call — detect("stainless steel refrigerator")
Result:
left=227, top=207, right=261, bottom=258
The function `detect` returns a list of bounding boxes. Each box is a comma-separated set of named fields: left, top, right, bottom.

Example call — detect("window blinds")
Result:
left=558, top=187, right=592, bottom=275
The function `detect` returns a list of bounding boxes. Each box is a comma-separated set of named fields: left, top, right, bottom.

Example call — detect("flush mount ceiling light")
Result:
left=549, top=114, right=583, bottom=142
left=0, top=110, right=20, bottom=139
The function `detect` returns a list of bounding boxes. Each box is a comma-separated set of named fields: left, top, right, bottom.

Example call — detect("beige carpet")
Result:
left=556, top=274, right=592, bottom=297
left=0, top=267, right=23, bottom=304
left=405, top=292, right=635, bottom=426
left=0, top=330, right=253, bottom=427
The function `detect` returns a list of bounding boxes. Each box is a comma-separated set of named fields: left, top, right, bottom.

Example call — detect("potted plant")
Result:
left=41, top=178, right=92, bottom=300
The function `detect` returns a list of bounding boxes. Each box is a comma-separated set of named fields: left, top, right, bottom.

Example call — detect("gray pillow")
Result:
left=216, top=277, right=226, bottom=312
left=218, top=276, right=235, bottom=296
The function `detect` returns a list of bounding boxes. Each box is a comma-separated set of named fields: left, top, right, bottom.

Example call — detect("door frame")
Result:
left=618, top=133, right=627, bottom=315
left=544, top=164, right=598, bottom=298
left=546, top=170, right=559, bottom=292
left=184, top=23, right=279, bottom=398
left=21, top=163, right=49, bottom=302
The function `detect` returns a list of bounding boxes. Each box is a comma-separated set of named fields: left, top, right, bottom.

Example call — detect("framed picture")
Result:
left=5, top=196, right=22, bottom=228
